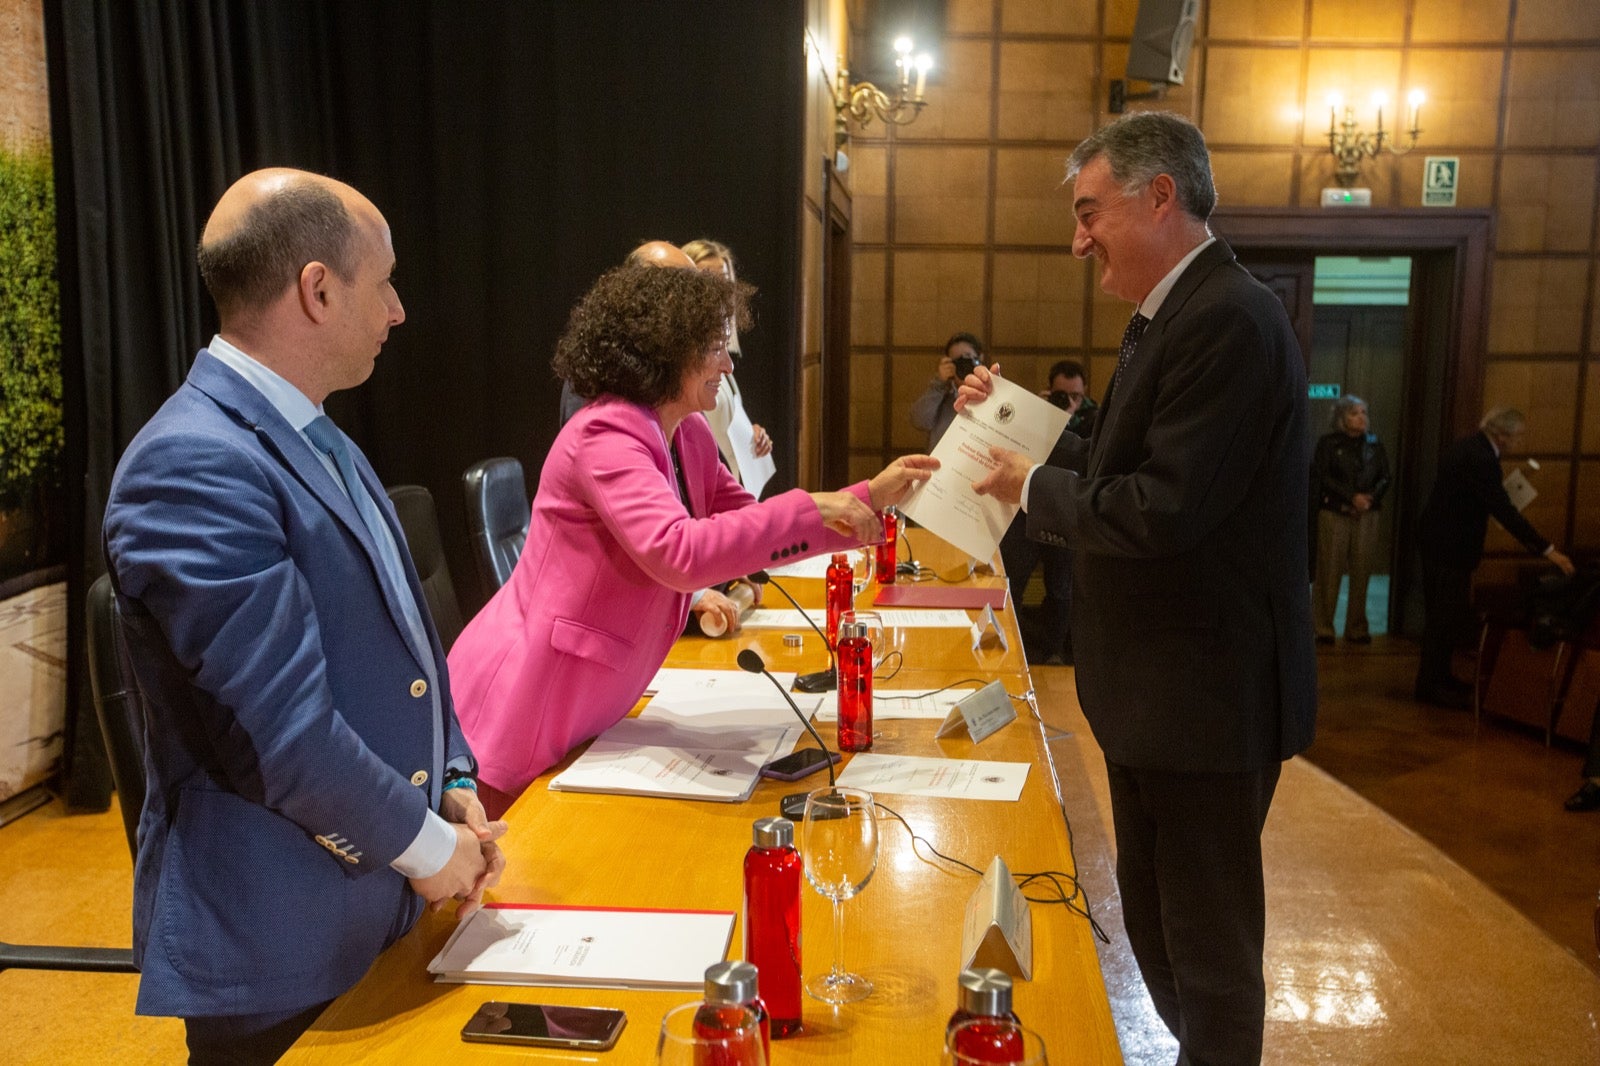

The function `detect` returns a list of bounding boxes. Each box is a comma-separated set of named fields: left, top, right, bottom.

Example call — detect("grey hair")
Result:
left=1332, top=394, right=1368, bottom=431
left=1065, top=111, right=1217, bottom=221
left=1480, top=407, right=1526, bottom=437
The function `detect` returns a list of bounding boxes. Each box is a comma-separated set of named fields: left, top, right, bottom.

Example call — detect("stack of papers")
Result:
left=428, top=903, right=735, bottom=989
left=548, top=668, right=817, bottom=802
left=814, top=687, right=970, bottom=722
left=742, top=608, right=971, bottom=630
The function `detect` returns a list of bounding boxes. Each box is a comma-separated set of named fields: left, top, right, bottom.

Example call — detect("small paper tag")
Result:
left=935, top=680, right=1016, bottom=743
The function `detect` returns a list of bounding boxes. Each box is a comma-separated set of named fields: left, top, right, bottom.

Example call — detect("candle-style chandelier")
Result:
left=1326, top=89, right=1425, bottom=187
left=834, top=36, right=933, bottom=147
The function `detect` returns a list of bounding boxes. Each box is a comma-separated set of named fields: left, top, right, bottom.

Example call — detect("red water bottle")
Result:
left=876, top=507, right=899, bottom=584
left=946, top=968, right=1024, bottom=1063
left=694, top=961, right=769, bottom=1065
left=743, top=817, right=802, bottom=1038
left=825, top=552, right=852, bottom=648
left=836, top=619, right=873, bottom=752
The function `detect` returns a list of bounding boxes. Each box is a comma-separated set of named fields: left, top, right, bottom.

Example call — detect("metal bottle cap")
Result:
left=704, top=960, right=760, bottom=1004
left=957, top=967, right=1013, bottom=1016
left=752, top=816, right=794, bottom=849
left=839, top=620, right=869, bottom=641
left=783, top=633, right=803, bottom=648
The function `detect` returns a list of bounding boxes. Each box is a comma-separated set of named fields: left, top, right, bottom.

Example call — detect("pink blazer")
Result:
left=448, top=396, right=871, bottom=797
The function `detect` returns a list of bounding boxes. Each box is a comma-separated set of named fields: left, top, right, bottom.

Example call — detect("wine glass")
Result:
left=848, top=545, right=876, bottom=601
left=801, top=785, right=879, bottom=1003
left=656, top=1002, right=766, bottom=1066
left=942, top=1018, right=1049, bottom=1065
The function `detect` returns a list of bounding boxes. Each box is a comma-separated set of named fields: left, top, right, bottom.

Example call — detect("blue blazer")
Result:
left=103, top=350, right=473, bottom=1018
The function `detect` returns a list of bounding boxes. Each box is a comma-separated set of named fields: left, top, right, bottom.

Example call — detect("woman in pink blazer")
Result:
left=448, top=265, right=936, bottom=814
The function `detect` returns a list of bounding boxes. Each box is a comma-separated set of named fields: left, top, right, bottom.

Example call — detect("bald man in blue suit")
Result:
left=104, top=169, right=506, bottom=1064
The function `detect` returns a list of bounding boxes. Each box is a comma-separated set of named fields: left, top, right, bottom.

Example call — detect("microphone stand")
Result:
left=737, top=648, right=842, bottom=821
left=747, top=570, right=836, bottom=693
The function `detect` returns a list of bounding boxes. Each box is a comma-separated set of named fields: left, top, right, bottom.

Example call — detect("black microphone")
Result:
left=738, top=648, right=840, bottom=821
left=747, top=570, right=835, bottom=693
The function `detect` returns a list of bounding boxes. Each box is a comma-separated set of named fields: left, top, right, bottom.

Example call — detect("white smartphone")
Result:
left=460, top=1001, right=627, bottom=1050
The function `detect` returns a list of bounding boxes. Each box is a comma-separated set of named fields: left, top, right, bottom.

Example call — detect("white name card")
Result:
left=936, top=680, right=1017, bottom=744
left=960, top=855, right=1032, bottom=979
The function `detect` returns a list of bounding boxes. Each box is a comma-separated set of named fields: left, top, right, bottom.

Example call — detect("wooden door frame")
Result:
left=820, top=160, right=853, bottom=489
left=1212, top=208, right=1494, bottom=634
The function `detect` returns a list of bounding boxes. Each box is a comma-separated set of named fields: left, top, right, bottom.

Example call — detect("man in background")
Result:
left=961, top=112, right=1315, bottom=1063
left=1415, top=407, right=1574, bottom=708
left=104, top=168, right=505, bottom=1063
left=910, top=331, right=985, bottom=450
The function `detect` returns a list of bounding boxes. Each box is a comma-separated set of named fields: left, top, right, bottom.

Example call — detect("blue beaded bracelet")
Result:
left=442, top=776, right=478, bottom=792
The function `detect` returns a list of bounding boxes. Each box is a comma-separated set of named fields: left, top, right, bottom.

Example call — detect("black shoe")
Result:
left=1347, top=634, right=1372, bottom=645
left=1415, top=684, right=1471, bottom=710
left=1565, top=781, right=1600, bottom=812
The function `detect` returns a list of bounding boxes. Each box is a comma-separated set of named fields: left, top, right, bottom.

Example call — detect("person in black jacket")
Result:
left=962, top=112, right=1314, bottom=1065
left=1415, top=408, right=1574, bottom=707
left=1311, top=396, right=1391, bottom=644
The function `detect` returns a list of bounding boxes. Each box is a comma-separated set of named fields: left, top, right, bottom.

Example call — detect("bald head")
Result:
left=198, top=168, right=375, bottom=322
left=625, top=240, right=695, bottom=270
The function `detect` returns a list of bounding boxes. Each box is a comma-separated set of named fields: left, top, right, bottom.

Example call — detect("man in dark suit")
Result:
left=1415, top=408, right=1574, bottom=707
left=103, top=169, right=507, bottom=1063
left=961, top=112, right=1315, bottom=1063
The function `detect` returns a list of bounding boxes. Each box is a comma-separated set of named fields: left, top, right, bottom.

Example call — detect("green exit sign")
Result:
left=1308, top=384, right=1341, bottom=399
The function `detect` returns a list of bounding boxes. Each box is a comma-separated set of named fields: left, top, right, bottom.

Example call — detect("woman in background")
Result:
left=1311, top=395, right=1391, bottom=644
left=682, top=238, right=773, bottom=493
left=447, top=264, right=936, bottom=815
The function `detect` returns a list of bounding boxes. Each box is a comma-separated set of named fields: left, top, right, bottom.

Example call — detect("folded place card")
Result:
left=935, top=679, right=1017, bottom=744
left=960, top=855, right=1032, bottom=980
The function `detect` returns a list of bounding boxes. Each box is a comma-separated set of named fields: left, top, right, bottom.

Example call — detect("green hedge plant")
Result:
left=0, top=145, right=63, bottom=510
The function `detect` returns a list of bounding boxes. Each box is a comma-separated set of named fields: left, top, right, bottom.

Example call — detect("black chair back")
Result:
left=462, top=457, right=529, bottom=595
left=85, top=572, right=146, bottom=863
left=385, top=484, right=466, bottom=650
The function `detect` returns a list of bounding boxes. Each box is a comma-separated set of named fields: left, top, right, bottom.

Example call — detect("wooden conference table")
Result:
left=284, top=530, right=1120, bottom=1063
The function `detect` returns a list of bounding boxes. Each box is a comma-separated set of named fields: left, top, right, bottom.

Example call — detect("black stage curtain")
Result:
left=45, top=0, right=805, bottom=804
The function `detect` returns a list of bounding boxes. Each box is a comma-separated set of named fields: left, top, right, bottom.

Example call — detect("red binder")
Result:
left=872, top=585, right=1008, bottom=611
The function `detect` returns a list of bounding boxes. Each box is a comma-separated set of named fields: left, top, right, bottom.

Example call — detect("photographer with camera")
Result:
left=911, top=332, right=985, bottom=449
left=1042, top=358, right=1098, bottom=439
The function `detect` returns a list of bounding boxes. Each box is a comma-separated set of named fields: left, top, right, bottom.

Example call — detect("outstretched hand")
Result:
left=867, top=455, right=940, bottom=511
left=970, top=446, right=1032, bottom=507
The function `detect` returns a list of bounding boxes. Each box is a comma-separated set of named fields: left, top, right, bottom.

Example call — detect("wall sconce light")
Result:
left=1326, top=89, right=1425, bottom=187
left=834, top=36, right=933, bottom=146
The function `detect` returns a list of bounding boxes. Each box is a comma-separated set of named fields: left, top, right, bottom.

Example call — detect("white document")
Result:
left=428, top=903, right=735, bottom=989
left=899, top=374, right=1070, bottom=564
left=742, top=608, right=970, bottom=631
left=741, top=608, right=829, bottom=631
left=815, top=688, right=968, bottom=722
left=641, top=667, right=818, bottom=730
left=767, top=555, right=835, bottom=579
left=548, top=718, right=799, bottom=802
left=834, top=752, right=1030, bottom=801
left=726, top=395, right=776, bottom=499
left=1503, top=468, right=1537, bottom=512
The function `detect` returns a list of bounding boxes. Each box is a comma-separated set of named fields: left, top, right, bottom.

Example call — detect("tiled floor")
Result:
left=4, top=637, right=1599, bottom=1063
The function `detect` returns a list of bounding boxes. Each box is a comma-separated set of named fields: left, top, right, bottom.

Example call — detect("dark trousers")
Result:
left=1417, top=556, right=1475, bottom=691
left=1585, top=698, right=1600, bottom=779
left=185, top=1000, right=331, bottom=1065
left=1104, top=759, right=1282, bottom=1066
left=999, top=522, right=1073, bottom=660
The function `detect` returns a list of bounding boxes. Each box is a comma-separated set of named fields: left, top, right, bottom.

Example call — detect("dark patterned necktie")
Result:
left=1110, top=312, right=1149, bottom=396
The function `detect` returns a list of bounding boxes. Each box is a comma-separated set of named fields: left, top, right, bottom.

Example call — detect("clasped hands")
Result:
left=410, top=786, right=508, bottom=919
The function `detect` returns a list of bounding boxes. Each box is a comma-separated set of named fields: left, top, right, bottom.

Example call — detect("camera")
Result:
left=1047, top=390, right=1074, bottom=410
left=953, top=355, right=978, bottom=380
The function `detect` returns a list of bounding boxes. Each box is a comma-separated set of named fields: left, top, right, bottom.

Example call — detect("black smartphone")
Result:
left=761, top=747, right=841, bottom=781
left=461, top=1002, right=627, bottom=1050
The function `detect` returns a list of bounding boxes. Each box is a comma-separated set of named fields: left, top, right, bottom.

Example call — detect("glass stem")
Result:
left=832, top=896, right=846, bottom=979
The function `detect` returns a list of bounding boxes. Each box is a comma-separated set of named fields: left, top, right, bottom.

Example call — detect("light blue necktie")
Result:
left=303, top=415, right=432, bottom=667
left=304, top=414, right=443, bottom=804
